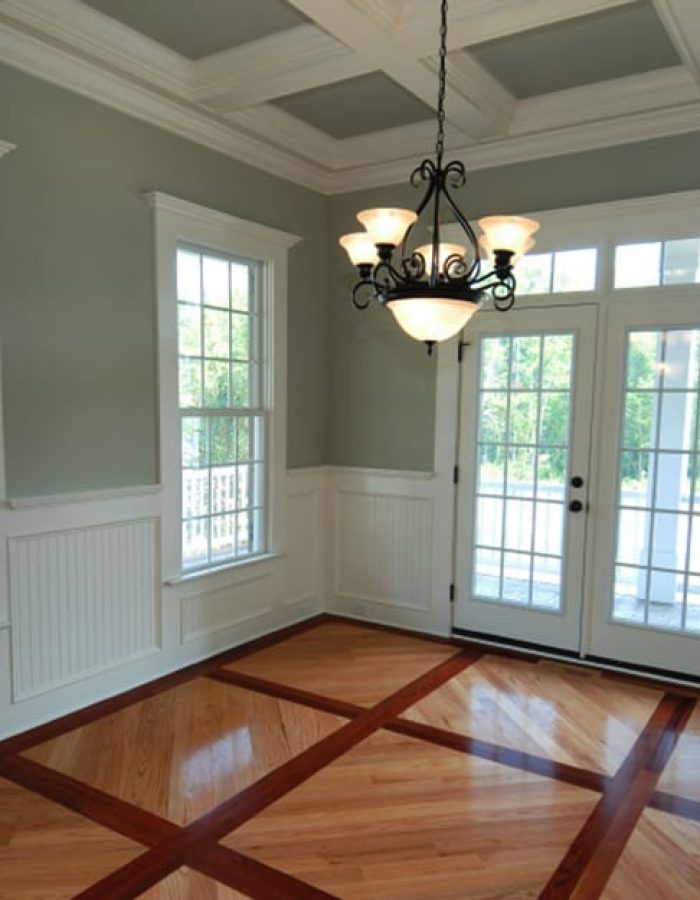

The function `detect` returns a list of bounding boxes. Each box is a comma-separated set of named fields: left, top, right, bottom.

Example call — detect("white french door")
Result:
left=587, top=298, right=700, bottom=677
left=453, top=305, right=597, bottom=651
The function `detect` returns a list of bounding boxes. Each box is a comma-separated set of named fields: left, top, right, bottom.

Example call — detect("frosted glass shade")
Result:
left=478, top=216, right=540, bottom=257
left=386, top=297, right=479, bottom=343
left=480, top=234, right=536, bottom=266
left=415, top=242, right=466, bottom=273
left=339, top=232, right=379, bottom=267
left=357, top=207, right=417, bottom=247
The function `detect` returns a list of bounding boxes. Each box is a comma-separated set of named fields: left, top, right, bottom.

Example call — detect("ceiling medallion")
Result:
left=339, top=0, right=540, bottom=353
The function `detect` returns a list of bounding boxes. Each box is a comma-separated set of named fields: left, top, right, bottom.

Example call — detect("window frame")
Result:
left=147, top=191, right=300, bottom=583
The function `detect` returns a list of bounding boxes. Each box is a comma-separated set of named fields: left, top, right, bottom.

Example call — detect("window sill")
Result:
left=164, top=552, right=283, bottom=587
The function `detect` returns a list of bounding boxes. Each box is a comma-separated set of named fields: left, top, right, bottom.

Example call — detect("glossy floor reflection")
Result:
left=656, top=706, right=700, bottom=803
left=403, top=653, right=662, bottom=774
left=1, top=617, right=697, bottom=899
left=23, top=677, right=344, bottom=824
left=224, top=621, right=457, bottom=706
left=137, top=868, right=248, bottom=899
left=227, top=728, right=599, bottom=900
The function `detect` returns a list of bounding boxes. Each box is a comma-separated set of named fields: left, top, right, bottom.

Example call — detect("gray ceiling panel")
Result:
left=470, top=1, right=680, bottom=99
left=81, top=0, right=308, bottom=59
left=274, top=73, right=434, bottom=139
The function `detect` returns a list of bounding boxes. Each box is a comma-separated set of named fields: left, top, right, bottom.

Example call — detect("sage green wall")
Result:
left=327, top=132, right=700, bottom=471
left=0, top=64, right=328, bottom=497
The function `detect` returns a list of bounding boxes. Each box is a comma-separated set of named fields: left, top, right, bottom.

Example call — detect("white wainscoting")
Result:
left=0, top=468, right=326, bottom=738
left=326, top=467, right=452, bottom=637
left=9, top=518, right=159, bottom=702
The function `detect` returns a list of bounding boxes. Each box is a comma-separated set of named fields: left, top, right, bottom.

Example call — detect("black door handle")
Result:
left=569, top=499, right=584, bottom=513
left=570, top=475, right=584, bottom=488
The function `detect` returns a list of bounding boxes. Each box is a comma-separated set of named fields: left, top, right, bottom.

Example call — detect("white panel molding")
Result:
left=9, top=518, right=160, bottom=701
left=333, top=489, right=434, bottom=612
left=0, top=468, right=326, bottom=738
left=194, top=26, right=372, bottom=112
left=7, top=483, right=162, bottom=509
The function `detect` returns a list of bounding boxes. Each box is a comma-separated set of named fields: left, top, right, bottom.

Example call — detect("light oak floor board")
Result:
left=0, top=776, right=141, bottom=900
left=23, top=677, right=344, bottom=825
left=226, top=728, right=599, bottom=899
left=404, top=654, right=662, bottom=775
left=656, top=705, right=700, bottom=803
left=224, top=621, right=458, bottom=707
left=602, top=808, right=700, bottom=899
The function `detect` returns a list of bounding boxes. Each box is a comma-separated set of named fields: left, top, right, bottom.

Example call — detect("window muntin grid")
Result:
left=177, top=245, right=266, bottom=572
left=614, top=238, right=700, bottom=289
left=472, top=333, right=575, bottom=612
left=516, top=248, right=598, bottom=296
left=613, top=327, right=700, bottom=634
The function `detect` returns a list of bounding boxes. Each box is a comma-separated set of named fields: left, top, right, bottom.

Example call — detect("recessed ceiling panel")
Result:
left=81, top=0, right=308, bottom=59
left=273, top=73, right=433, bottom=139
left=471, top=1, right=680, bottom=99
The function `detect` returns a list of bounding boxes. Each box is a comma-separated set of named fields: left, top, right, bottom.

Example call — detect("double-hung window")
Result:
left=149, top=192, right=298, bottom=581
left=177, top=246, right=265, bottom=571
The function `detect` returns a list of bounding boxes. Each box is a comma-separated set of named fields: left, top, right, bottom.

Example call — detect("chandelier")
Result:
left=339, top=0, right=539, bottom=353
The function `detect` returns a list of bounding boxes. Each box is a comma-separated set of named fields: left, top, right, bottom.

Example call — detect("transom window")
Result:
left=614, top=238, right=700, bottom=289
left=177, top=245, right=265, bottom=571
left=515, top=248, right=598, bottom=296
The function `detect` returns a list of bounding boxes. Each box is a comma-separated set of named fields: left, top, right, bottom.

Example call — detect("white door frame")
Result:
left=435, top=190, right=700, bottom=669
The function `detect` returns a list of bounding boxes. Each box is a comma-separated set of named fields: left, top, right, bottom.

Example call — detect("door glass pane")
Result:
left=612, top=327, right=700, bottom=633
left=472, top=333, right=576, bottom=613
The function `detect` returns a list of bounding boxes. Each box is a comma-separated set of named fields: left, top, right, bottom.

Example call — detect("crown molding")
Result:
left=0, top=0, right=192, bottom=97
left=0, top=140, right=16, bottom=159
left=1, top=0, right=699, bottom=198
left=0, top=16, right=332, bottom=193
left=328, top=101, right=700, bottom=193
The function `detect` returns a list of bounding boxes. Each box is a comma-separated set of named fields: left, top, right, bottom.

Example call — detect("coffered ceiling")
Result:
left=0, top=0, right=699, bottom=194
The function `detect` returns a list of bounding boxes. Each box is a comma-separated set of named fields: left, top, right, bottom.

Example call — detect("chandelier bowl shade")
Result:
left=386, top=296, right=480, bottom=343
left=339, top=232, right=379, bottom=267
left=356, top=208, right=418, bottom=248
left=478, top=216, right=540, bottom=257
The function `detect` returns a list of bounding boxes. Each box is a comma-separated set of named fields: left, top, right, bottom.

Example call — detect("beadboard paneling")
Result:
left=9, top=518, right=159, bottom=701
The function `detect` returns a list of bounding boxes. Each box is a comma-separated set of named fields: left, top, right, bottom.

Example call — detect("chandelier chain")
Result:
left=436, top=0, right=448, bottom=167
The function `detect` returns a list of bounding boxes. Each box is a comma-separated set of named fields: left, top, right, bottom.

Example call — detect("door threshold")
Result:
left=452, top=627, right=700, bottom=690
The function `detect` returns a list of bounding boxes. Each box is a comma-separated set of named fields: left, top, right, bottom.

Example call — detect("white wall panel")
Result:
left=9, top=518, right=159, bottom=701
left=334, top=489, right=433, bottom=611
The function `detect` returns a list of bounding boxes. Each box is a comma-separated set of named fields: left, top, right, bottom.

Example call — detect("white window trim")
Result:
left=145, top=191, right=300, bottom=583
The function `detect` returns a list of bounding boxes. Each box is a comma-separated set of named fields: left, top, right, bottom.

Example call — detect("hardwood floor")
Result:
left=0, top=615, right=697, bottom=899
left=403, top=655, right=663, bottom=775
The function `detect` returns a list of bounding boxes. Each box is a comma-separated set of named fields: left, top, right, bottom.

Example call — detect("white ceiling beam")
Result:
left=512, top=65, right=700, bottom=134
left=652, top=0, right=700, bottom=86
left=398, top=0, right=640, bottom=55
left=283, top=0, right=514, bottom=139
left=194, top=26, right=372, bottom=112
